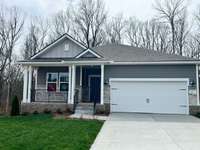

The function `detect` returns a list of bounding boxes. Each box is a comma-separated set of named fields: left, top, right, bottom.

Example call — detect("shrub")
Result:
left=11, top=96, right=20, bottom=116
left=56, top=108, right=63, bottom=114
left=43, top=108, right=51, bottom=114
left=33, top=111, right=39, bottom=115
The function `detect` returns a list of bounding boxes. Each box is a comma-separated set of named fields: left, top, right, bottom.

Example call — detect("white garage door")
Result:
left=110, top=78, right=189, bottom=114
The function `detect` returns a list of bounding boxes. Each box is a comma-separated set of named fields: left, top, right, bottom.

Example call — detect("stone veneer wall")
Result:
left=21, top=103, right=73, bottom=114
left=189, top=106, right=200, bottom=115
left=95, top=104, right=110, bottom=115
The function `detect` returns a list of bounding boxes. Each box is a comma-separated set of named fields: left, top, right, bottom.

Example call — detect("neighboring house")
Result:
left=18, top=33, right=200, bottom=115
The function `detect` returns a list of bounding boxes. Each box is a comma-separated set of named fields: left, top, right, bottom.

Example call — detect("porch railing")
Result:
left=31, top=89, right=68, bottom=103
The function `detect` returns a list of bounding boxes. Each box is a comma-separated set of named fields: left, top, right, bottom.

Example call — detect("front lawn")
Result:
left=0, top=114, right=103, bottom=150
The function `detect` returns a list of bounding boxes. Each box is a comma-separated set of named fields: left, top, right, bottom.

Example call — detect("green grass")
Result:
left=0, top=114, right=103, bottom=150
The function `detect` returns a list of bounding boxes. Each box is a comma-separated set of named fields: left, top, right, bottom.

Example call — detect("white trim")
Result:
left=186, top=83, right=190, bottom=114
left=109, top=78, right=190, bottom=84
left=68, top=66, right=72, bottom=104
left=23, top=66, right=28, bottom=103
left=17, top=61, right=110, bottom=66
left=17, top=60, right=200, bottom=66
left=88, top=75, right=101, bottom=102
left=109, top=78, right=189, bottom=115
left=80, top=66, right=82, bottom=86
left=35, top=67, right=38, bottom=90
left=110, top=61, right=200, bottom=65
left=196, top=65, right=200, bottom=105
left=101, top=64, right=104, bottom=104
left=75, top=49, right=102, bottom=58
left=71, top=65, right=76, bottom=104
left=31, top=34, right=87, bottom=59
left=27, top=66, right=33, bottom=103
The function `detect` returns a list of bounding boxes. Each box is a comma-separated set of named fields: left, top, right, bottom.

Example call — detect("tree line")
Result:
left=0, top=0, right=200, bottom=113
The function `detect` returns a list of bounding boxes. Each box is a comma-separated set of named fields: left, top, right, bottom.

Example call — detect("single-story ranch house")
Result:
left=18, top=33, right=200, bottom=115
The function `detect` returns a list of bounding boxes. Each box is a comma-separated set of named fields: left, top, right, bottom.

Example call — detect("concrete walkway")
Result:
left=90, top=113, right=200, bottom=150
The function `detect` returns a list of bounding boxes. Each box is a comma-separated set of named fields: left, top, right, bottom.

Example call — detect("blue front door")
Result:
left=89, top=77, right=101, bottom=103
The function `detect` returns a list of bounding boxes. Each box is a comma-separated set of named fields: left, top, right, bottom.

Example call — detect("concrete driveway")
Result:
left=90, top=113, right=200, bottom=150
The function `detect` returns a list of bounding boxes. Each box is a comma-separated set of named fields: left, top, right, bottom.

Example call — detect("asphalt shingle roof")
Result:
left=93, top=44, right=197, bottom=62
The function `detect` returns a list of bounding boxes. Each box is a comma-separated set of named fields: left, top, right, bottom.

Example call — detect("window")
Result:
left=47, top=73, right=58, bottom=91
left=46, top=72, right=69, bottom=92
left=59, top=73, right=69, bottom=91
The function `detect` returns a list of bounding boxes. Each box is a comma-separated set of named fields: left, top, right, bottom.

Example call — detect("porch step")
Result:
left=75, top=103, right=94, bottom=115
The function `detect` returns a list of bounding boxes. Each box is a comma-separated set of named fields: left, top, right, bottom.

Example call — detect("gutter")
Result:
left=16, top=60, right=200, bottom=66
left=16, top=60, right=113, bottom=66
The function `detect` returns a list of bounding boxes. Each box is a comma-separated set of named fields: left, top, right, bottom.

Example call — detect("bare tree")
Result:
left=49, top=5, right=75, bottom=42
left=0, top=5, right=24, bottom=112
left=105, top=14, right=126, bottom=44
left=23, top=17, right=49, bottom=59
left=175, top=10, right=190, bottom=55
left=188, top=5, right=200, bottom=58
left=126, top=17, right=142, bottom=47
left=126, top=18, right=170, bottom=53
left=154, top=0, right=187, bottom=54
left=74, top=0, right=107, bottom=47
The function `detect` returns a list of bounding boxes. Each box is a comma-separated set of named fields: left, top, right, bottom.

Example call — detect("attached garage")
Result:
left=110, top=78, right=189, bottom=114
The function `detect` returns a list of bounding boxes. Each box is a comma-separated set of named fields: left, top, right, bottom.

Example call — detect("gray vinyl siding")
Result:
left=37, top=37, right=84, bottom=58
left=104, top=65, right=196, bottom=83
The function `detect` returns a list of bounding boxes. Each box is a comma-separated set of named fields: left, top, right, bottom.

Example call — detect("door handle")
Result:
left=146, top=98, right=150, bottom=103
left=111, top=88, right=118, bottom=90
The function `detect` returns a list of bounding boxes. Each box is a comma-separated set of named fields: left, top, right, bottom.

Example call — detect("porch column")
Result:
left=196, top=64, right=200, bottom=105
left=100, top=64, right=104, bottom=104
left=27, top=66, right=33, bottom=103
left=79, top=66, right=82, bottom=101
left=68, top=66, right=72, bottom=104
left=22, top=66, right=28, bottom=103
left=71, top=64, right=76, bottom=104
left=35, top=67, right=38, bottom=90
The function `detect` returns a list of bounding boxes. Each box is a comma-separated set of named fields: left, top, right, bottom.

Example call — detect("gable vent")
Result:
left=64, top=43, right=70, bottom=51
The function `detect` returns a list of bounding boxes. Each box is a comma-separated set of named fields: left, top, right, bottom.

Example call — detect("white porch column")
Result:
left=68, top=66, right=72, bottom=104
left=80, top=66, right=82, bottom=87
left=35, top=67, right=38, bottom=90
left=22, top=66, right=28, bottom=103
left=196, top=64, right=199, bottom=105
left=71, top=64, right=76, bottom=104
left=100, top=64, right=104, bottom=105
left=27, top=66, right=33, bottom=103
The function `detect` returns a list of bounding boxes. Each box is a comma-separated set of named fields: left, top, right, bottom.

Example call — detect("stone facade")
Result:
left=95, top=104, right=110, bottom=115
left=104, top=84, right=110, bottom=104
left=21, top=102, right=73, bottom=114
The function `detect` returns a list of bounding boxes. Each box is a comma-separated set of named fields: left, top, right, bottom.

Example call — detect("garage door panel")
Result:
left=110, top=79, right=188, bottom=114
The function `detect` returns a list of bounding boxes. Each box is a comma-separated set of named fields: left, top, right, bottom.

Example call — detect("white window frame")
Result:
left=59, top=72, right=69, bottom=92
left=46, top=72, right=58, bottom=92
left=46, top=72, right=69, bottom=92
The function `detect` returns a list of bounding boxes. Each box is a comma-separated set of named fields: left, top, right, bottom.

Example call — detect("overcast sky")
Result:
left=1, top=0, right=200, bottom=21
left=1, top=0, right=200, bottom=57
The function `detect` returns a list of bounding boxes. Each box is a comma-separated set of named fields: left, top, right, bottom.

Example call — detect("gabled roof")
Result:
left=93, top=44, right=198, bottom=62
left=30, top=33, right=88, bottom=59
left=75, top=48, right=102, bottom=58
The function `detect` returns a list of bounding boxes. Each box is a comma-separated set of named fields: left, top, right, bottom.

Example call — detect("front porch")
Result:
left=22, top=64, right=105, bottom=107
